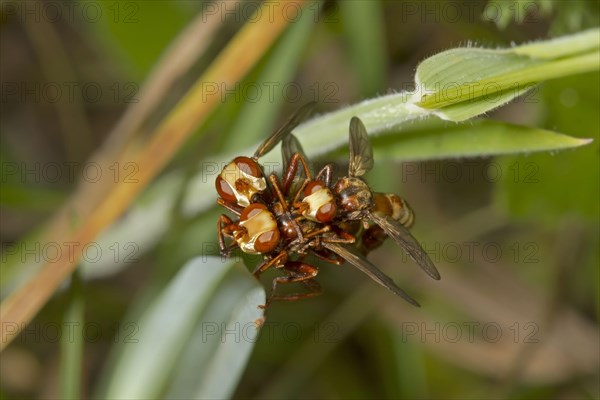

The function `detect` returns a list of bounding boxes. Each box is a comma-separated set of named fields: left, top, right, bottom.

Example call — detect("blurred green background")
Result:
left=1, top=1, right=598, bottom=399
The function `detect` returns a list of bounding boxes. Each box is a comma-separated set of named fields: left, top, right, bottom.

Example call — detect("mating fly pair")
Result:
left=216, top=103, right=439, bottom=308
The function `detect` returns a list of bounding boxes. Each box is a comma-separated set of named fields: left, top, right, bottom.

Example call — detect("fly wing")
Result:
left=254, top=102, right=316, bottom=159
left=368, top=212, right=441, bottom=280
left=348, top=116, right=374, bottom=177
left=322, top=242, right=420, bottom=307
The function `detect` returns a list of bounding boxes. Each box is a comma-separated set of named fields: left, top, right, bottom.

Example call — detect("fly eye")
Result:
left=216, top=176, right=236, bottom=203
left=304, top=181, right=325, bottom=196
left=240, top=203, right=268, bottom=221
left=234, top=156, right=262, bottom=178
left=255, top=230, right=280, bottom=253
left=316, top=203, right=336, bottom=222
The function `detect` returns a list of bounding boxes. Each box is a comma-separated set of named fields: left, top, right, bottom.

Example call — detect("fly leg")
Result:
left=218, top=214, right=241, bottom=256
left=282, top=152, right=312, bottom=196
left=320, top=229, right=356, bottom=244
left=314, top=164, right=334, bottom=186
left=260, top=261, right=322, bottom=309
left=216, top=198, right=243, bottom=215
left=269, top=174, right=305, bottom=241
left=311, top=248, right=345, bottom=265
left=252, top=251, right=288, bottom=278
left=306, top=229, right=356, bottom=262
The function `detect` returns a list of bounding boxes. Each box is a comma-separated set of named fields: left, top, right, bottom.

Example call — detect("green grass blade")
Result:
left=513, top=28, right=599, bottom=58
left=162, top=263, right=265, bottom=399
left=191, top=287, right=265, bottom=399
left=428, top=86, right=532, bottom=122
left=367, top=120, right=592, bottom=162
left=60, top=270, right=84, bottom=400
left=340, top=0, right=388, bottom=95
left=99, top=256, right=264, bottom=399
left=413, top=29, right=599, bottom=117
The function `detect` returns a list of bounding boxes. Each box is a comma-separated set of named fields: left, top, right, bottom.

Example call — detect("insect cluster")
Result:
left=216, top=103, right=440, bottom=309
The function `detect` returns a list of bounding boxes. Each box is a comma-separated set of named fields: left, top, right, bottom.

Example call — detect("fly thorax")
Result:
left=302, top=187, right=336, bottom=222
left=238, top=206, right=278, bottom=254
left=334, top=177, right=373, bottom=216
left=220, top=160, right=266, bottom=207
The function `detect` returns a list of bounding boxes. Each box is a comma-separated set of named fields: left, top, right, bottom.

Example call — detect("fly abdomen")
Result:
left=372, top=193, right=414, bottom=228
